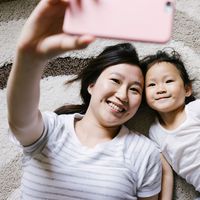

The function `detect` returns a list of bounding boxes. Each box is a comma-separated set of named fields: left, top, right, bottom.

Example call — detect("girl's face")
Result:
left=145, top=62, right=192, bottom=113
left=87, top=63, right=144, bottom=127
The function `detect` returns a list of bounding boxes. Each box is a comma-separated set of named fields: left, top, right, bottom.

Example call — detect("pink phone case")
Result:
left=63, top=0, right=175, bottom=43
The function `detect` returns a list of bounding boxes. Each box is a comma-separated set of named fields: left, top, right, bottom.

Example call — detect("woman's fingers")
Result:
left=17, top=0, right=69, bottom=54
left=47, top=0, right=69, bottom=5
left=29, top=0, right=69, bottom=21
left=37, top=34, right=95, bottom=58
left=17, top=0, right=95, bottom=60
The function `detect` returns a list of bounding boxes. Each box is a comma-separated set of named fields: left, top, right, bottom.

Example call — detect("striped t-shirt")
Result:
left=19, top=112, right=161, bottom=199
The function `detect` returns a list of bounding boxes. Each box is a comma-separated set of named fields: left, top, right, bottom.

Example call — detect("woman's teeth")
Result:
left=108, top=102, right=123, bottom=112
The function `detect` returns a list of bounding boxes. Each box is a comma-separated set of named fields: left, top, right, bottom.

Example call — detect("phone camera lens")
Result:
left=165, top=1, right=173, bottom=13
left=166, top=1, right=172, bottom=7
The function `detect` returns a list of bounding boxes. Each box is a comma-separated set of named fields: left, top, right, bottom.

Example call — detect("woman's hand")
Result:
left=17, top=0, right=95, bottom=63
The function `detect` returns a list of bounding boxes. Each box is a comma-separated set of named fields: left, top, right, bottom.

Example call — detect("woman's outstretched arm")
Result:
left=7, top=0, right=94, bottom=146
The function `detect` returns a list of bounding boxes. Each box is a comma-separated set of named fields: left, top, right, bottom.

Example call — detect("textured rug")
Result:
left=1, top=55, right=200, bottom=200
left=1, top=0, right=200, bottom=199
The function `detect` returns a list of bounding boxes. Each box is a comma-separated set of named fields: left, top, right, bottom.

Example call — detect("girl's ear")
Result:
left=87, top=83, right=95, bottom=95
left=185, top=83, right=192, bottom=97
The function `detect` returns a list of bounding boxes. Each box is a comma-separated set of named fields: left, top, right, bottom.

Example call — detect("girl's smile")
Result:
left=145, top=62, right=191, bottom=114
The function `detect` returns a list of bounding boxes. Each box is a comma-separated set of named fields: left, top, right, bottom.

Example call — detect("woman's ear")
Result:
left=185, top=83, right=192, bottom=97
left=87, top=83, right=94, bottom=95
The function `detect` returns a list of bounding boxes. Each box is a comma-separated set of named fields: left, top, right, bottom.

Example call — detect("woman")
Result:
left=7, top=0, right=161, bottom=199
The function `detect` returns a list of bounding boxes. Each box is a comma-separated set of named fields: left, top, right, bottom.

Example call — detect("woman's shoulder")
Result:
left=124, top=127, right=159, bottom=155
left=42, top=111, right=73, bottom=118
left=124, top=128, right=161, bottom=172
left=41, top=111, right=83, bottom=134
left=42, top=111, right=82, bottom=123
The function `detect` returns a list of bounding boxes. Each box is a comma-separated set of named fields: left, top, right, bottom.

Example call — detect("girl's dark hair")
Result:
left=55, top=43, right=142, bottom=115
left=141, top=48, right=195, bottom=104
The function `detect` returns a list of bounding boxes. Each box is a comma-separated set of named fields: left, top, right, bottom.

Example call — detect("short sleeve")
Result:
left=186, top=99, right=200, bottom=119
left=19, top=111, right=66, bottom=157
left=137, top=144, right=162, bottom=197
left=8, top=113, right=50, bottom=155
left=22, top=111, right=59, bottom=156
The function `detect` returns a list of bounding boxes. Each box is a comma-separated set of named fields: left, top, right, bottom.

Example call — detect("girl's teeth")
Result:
left=109, top=102, right=123, bottom=112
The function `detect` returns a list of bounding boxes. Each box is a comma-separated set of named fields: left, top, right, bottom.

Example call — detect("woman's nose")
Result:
left=116, top=87, right=128, bottom=103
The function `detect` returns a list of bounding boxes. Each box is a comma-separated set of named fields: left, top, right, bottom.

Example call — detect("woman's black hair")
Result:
left=55, top=43, right=142, bottom=114
left=141, top=48, right=195, bottom=104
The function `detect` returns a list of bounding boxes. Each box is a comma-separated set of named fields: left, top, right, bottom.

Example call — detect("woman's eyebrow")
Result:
left=110, top=72, right=124, bottom=77
left=132, top=81, right=143, bottom=88
left=110, top=72, right=143, bottom=87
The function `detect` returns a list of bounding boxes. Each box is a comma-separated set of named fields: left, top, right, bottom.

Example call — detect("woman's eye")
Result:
left=130, top=88, right=140, bottom=94
left=111, top=78, right=120, bottom=84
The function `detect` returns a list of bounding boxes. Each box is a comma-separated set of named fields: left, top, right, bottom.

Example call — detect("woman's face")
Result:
left=145, top=62, right=192, bottom=113
left=87, top=63, right=144, bottom=127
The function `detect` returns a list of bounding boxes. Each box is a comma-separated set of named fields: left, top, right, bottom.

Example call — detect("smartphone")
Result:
left=63, top=0, right=175, bottom=43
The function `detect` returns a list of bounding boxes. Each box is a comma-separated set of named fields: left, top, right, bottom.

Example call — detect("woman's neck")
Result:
left=75, top=114, right=120, bottom=148
left=158, top=105, right=186, bottom=130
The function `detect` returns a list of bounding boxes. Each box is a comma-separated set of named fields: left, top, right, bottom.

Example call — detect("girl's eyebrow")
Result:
left=145, top=77, right=156, bottom=82
left=146, top=74, right=174, bottom=80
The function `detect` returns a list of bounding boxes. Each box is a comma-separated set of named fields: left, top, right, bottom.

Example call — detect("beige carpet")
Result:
left=0, top=0, right=200, bottom=199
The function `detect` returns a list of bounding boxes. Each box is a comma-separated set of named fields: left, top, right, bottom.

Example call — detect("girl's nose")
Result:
left=156, top=84, right=166, bottom=94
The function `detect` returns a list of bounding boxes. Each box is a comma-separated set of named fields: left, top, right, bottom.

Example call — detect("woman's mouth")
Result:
left=107, top=101, right=125, bottom=112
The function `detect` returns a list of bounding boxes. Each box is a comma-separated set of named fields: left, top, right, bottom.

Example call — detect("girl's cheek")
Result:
left=145, top=90, right=150, bottom=99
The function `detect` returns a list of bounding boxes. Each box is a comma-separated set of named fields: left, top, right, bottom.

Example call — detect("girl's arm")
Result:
left=7, top=0, right=94, bottom=146
left=159, top=154, right=174, bottom=200
left=138, top=194, right=158, bottom=200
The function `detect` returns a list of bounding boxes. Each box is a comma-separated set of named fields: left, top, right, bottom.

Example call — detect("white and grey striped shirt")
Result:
left=19, top=112, right=161, bottom=200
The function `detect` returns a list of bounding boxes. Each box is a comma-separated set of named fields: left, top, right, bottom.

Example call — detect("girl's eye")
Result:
left=147, top=83, right=155, bottom=87
left=166, top=79, right=174, bottom=83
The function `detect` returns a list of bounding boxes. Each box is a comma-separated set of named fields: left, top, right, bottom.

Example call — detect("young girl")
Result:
left=7, top=0, right=161, bottom=199
left=142, top=49, right=200, bottom=199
